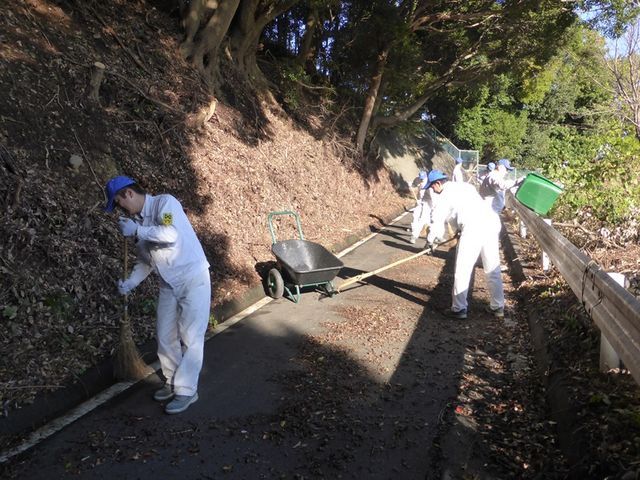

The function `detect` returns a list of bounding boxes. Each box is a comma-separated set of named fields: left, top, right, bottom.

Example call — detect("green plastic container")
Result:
left=515, top=172, right=563, bottom=215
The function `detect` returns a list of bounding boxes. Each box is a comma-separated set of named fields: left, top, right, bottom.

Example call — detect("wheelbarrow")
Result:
left=266, top=211, right=344, bottom=303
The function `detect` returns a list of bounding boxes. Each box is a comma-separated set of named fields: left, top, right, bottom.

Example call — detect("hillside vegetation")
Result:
left=0, top=0, right=406, bottom=412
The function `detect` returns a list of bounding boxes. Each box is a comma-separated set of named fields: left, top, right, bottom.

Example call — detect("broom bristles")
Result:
left=114, top=320, right=152, bottom=381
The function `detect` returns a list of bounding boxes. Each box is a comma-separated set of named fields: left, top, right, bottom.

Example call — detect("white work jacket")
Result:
left=130, top=194, right=209, bottom=288
left=452, top=163, right=465, bottom=183
left=428, top=182, right=499, bottom=242
left=480, top=170, right=514, bottom=213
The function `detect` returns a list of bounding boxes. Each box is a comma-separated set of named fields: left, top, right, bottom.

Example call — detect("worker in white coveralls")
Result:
left=409, top=171, right=433, bottom=244
left=105, top=176, right=211, bottom=414
left=452, top=156, right=465, bottom=183
left=479, top=158, right=515, bottom=214
left=424, top=170, right=505, bottom=320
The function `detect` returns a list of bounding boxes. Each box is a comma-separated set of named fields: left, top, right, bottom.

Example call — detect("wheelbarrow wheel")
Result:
left=267, top=268, right=284, bottom=299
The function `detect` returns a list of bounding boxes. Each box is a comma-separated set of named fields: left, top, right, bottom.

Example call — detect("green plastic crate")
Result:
left=515, top=172, right=563, bottom=215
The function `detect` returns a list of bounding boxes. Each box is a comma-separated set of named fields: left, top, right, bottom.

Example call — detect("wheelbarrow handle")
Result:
left=267, top=210, right=305, bottom=244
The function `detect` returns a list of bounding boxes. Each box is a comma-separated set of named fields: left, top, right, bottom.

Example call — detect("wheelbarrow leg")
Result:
left=283, top=285, right=302, bottom=303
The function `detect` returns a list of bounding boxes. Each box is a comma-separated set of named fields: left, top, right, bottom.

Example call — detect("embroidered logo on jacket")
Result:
left=162, top=213, right=173, bottom=226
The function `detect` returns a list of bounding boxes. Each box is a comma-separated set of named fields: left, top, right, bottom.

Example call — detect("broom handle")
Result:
left=123, top=238, right=128, bottom=322
left=336, top=236, right=457, bottom=292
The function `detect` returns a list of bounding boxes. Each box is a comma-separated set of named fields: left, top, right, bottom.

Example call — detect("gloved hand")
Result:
left=117, top=279, right=136, bottom=295
left=424, top=242, right=435, bottom=254
left=118, top=216, right=138, bottom=237
left=426, top=230, right=443, bottom=246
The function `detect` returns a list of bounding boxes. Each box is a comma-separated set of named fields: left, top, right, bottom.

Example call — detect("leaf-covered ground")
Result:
left=0, top=0, right=404, bottom=416
left=1, top=2, right=639, bottom=478
left=497, top=215, right=640, bottom=478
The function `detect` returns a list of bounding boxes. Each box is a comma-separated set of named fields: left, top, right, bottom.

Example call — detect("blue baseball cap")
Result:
left=104, top=175, right=136, bottom=212
left=498, top=158, right=514, bottom=171
left=423, top=170, right=448, bottom=189
left=487, top=162, right=496, bottom=171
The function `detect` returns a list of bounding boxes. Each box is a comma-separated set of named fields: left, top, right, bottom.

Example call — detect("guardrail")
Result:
left=506, top=191, right=640, bottom=385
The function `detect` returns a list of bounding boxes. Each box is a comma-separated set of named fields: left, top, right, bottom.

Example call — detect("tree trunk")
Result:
left=355, top=47, right=389, bottom=156
left=297, top=7, right=318, bottom=75
left=371, top=75, right=452, bottom=131
left=228, top=0, right=300, bottom=91
left=181, top=0, right=241, bottom=86
left=276, top=12, right=288, bottom=50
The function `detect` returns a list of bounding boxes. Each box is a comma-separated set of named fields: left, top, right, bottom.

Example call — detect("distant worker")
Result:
left=479, top=158, right=515, bottom=214
left=452, top=156, right=465, bottom=183
left=424, top=170, right=505, bottom=320
left=105, top=176, right=211, bottom=415
left=409, top=170, right=432, bottom=244
left=478, top=161, right=495, bottom=183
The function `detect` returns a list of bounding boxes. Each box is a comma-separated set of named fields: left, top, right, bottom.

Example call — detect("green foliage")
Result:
left=209, top=314, right=218, bottom=329
left=453, top=78, right=529, bottom=160
left=543, top=123, right=640, bottom=224
left=140, top=298, right=156, bottom=315
left=279, top=63, right=311, bottom=110
left=44, top=293, right=74, bottom=320
left=2, top=305, right=18, bottom=320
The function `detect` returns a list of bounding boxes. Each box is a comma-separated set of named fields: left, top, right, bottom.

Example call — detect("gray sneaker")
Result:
left=153, top=384, right=174, bottom=402
left=486, top=306, right=505, bottom=319
left=447, top=308, right=467, bottom=319
left=165, top=393, right=199, bottom=414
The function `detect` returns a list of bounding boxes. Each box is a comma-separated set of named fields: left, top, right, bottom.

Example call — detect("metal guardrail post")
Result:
left=542, top=219, right=552, bottom=271
left=506, top=191, right=640, bottom=385
left=601, top=273, right=626, bottom=371
left=519, top=220, right=527, bottom=239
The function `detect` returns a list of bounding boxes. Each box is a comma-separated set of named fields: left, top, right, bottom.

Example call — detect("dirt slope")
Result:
left=0, top=0, right=405, bottom=414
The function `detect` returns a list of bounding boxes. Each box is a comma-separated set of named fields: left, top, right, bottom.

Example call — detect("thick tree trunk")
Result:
left=355, top=48, right=389, bottom=156
left=228, top=0, right=300, bottom=91
left=181, top=0, right=241, bottom=87
left=178, top=0, right=299, bottom=96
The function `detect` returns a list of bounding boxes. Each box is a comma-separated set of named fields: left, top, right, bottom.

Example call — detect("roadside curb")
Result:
left=500, top=216, right=586, bottom=470
left=0, top=207, right=409, bottom=460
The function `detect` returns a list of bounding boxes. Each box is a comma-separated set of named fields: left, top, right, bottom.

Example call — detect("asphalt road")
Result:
left=1, top=213, right=504, bottom=480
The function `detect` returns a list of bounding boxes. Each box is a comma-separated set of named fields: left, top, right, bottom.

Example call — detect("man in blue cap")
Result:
left=479, top=158, right=515, bottom=214
left=452, top=156, right=465, bottom=183
left=424, top=170, right=505, bottom=320
left=409, top=170, right=433, bottom=244
left=105, top=176, right=211, bottom=414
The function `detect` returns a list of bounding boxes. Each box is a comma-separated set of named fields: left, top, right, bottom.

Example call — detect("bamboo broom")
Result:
left=114, top=238, right=152, bottom=380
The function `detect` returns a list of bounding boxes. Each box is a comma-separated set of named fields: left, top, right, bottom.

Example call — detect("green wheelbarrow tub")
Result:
left=272, top=239, right=344, bottom=285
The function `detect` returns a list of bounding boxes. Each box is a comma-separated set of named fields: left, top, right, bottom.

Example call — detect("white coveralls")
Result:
left=452, top=162, right=465, bottom=183
left=126, top=194, right=211, bottom=396
left=479, top=169, right=512, bottom=214
left=410, top=185, right=434, bottom=241
left=427, top=182, right=504, bottom=313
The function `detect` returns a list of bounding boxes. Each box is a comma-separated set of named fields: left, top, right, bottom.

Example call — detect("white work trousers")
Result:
left=156, top=268, right=211, bottom=396
left=483, top=191, right=505, bottom=214
left=452, top=221, right=504, bottom=312
left=411, top=201, right=432, bottom=239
